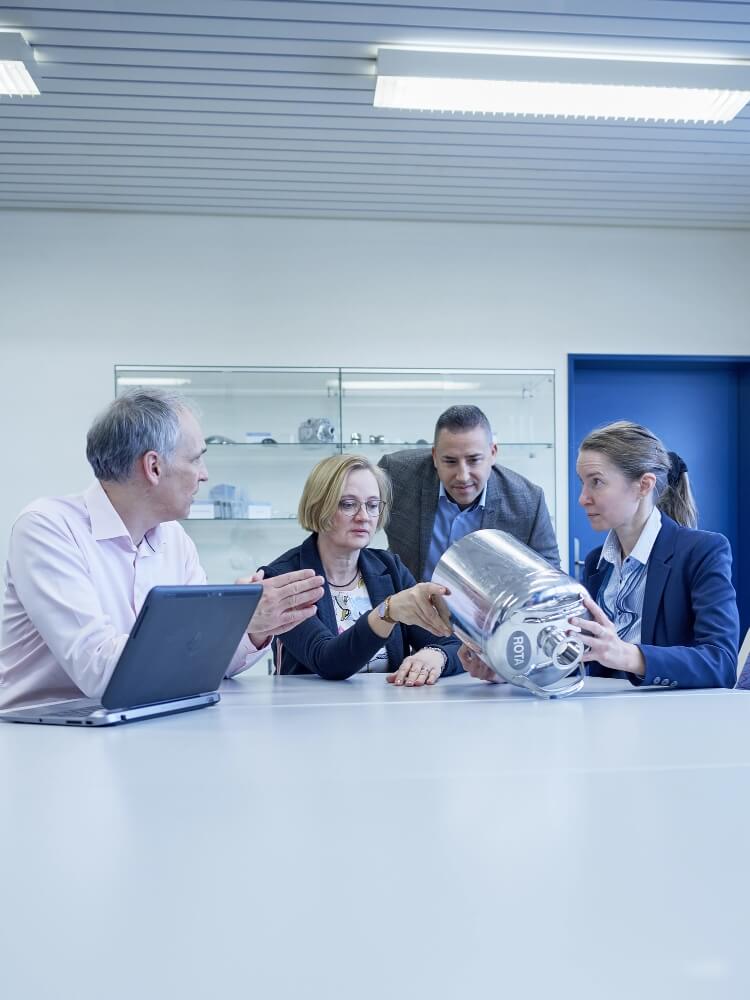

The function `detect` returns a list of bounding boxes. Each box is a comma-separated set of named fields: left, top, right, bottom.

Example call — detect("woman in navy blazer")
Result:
left=569, top=421, right=738, bottom=689
left=258, top=454, right=462, bottom=684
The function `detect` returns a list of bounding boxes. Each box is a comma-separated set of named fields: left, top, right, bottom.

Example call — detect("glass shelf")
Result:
left=343, top=441, right=554, bottom=449
left=205, top=440, right=554, bottom=449
left=116, top=365, right=556, bottom=580
left=207, top=442, right=337, bottom=447
left=184, top=516, right=298, bottom=524
left=501, top=442, right=554, bottom=448
left=344, top=441, right=429, bottom=448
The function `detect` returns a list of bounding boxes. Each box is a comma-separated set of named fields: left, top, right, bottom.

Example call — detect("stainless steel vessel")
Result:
left=432, top=529, right=589, bottom=698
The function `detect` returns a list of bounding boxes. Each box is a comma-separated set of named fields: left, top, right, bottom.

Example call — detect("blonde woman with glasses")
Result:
left=256, top=454, right=462, bottom=685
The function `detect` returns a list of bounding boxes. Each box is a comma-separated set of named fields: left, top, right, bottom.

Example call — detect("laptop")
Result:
left=0, top=584, right=262, bottom=727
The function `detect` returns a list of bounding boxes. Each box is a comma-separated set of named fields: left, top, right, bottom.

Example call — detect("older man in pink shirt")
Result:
left=0, top=390, right=324, bottom=709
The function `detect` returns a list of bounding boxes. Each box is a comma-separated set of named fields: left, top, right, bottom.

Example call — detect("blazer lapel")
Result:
left=480, top=466, right=502, bottom=529
left=360, top=549, right=404, bottom=666
left=418, top=467, right=440, bottom=580
left=585, top=564, right=611, bottom=602
left=640, top=517, right=677, bottom=645
left=300, top=534, right=338, bottom=634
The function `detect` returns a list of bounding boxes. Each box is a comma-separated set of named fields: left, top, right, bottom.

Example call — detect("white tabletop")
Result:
left=2, top=673, right=749, bottom=1000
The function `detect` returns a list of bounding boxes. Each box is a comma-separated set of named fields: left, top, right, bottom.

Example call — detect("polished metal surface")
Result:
left=432, top=529, right=589, bottom=698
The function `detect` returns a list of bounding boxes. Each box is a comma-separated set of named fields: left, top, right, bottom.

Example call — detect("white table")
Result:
left=2, top=673, right=749, bottom=999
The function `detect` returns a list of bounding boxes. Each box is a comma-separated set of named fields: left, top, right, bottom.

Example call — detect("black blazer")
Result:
left=583, top=514, right=738, bottom=689
left=260, top=534, right=463, bottom=680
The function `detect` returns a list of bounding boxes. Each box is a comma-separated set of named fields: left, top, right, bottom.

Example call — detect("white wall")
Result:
left=1, top=209, right=749, bottom=568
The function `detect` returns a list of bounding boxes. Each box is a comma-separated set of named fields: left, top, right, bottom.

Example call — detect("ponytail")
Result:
left=658, top=452, right=698, bottom=528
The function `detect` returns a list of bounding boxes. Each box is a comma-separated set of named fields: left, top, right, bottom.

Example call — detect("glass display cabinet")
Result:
left=115, top=366, right=555, bottom=582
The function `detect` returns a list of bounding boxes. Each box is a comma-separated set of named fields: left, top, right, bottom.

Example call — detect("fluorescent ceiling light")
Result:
left=327, top=379, right=481, bottom=391
left=117, top=377, right=192, bottom=387
left=0, top=32, right=40, bottom=97
left=374, top=47, right=750, bottom=123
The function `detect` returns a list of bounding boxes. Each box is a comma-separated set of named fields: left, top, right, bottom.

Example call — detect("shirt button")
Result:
left=653, top=676, right=661, bottom=684
left=670, top=681, right=678, bottom=688
left=661, top=679, right=670, bottom=686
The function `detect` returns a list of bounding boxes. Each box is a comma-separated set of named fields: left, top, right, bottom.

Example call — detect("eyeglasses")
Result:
left=338, top=498, right=386, bottom=518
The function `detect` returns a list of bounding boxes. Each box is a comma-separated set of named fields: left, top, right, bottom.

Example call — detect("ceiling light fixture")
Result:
left=0, top=32, right=40, bottom=97
left=327, top=379, right=482, bottom=392
left=374, top=47, right=750, bottom=123
left=116, top=377, right=192, bottom=387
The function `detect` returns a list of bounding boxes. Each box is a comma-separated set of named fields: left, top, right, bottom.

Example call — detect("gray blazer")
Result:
left=378, top=448, right=561, bottom=580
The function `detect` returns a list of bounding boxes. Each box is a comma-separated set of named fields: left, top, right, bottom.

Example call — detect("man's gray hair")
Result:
left=86, top=388, right=188, bottom=482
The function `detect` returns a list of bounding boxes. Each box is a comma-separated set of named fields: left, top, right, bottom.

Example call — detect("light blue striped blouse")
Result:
left=596, top=507, right=662, bottom=645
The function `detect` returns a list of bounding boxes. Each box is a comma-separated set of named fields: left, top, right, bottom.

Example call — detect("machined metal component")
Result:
left=432, top=529, right=590, bottom=699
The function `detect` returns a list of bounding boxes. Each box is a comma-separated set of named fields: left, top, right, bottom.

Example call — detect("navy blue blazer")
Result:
left=583, top=514, right=738, bottom=689
left=259, top=535, right=463, bottom=680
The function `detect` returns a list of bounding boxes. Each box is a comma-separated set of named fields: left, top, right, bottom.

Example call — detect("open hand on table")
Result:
left=386, top=648, right=446, bottom=687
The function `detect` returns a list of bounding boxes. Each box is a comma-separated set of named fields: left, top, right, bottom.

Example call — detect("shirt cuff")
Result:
left=248, top=633, right=273, bottom=651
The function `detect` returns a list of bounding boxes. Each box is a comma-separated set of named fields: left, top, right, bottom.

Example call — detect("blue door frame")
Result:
left=568, top=354, right=750, bottom=636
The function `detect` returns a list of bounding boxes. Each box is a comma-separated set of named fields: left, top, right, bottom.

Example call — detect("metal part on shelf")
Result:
left=298, top=417, right=336, bottom=443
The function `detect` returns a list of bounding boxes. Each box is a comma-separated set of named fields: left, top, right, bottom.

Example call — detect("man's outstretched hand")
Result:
left=235, top=568, right=324, bottom=648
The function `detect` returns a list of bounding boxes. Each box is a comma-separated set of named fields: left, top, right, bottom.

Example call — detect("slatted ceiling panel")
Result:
left=1, top=3, right=750, bottom=226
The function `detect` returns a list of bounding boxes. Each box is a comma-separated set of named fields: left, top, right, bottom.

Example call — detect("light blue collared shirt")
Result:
left=597, top=507, right=662, bottom=645
left=423, top=481, right=488, bottom=581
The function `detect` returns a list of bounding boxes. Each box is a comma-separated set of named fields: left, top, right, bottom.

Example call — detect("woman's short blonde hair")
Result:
left=298, top=454, right=392, bottom=534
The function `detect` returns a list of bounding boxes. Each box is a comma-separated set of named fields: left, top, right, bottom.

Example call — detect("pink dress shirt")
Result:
left=0, top=481, right=262, bottom=709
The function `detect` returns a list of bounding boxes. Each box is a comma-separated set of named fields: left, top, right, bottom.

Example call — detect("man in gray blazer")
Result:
left=378, top=404, right=560, bottom=581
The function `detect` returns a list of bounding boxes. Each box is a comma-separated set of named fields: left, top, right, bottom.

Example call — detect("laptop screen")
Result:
left=102, top=584, right=263, bottom=709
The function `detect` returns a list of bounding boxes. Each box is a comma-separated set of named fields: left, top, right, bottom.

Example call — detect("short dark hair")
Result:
left=434, top=405, right=492, bottom=444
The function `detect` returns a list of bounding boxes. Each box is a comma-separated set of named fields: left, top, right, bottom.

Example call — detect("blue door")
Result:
left=569, top=356, right=749, bottom=635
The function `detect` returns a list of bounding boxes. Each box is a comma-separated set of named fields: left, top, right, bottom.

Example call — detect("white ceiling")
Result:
left=2, top=1, right=750, bottom=227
